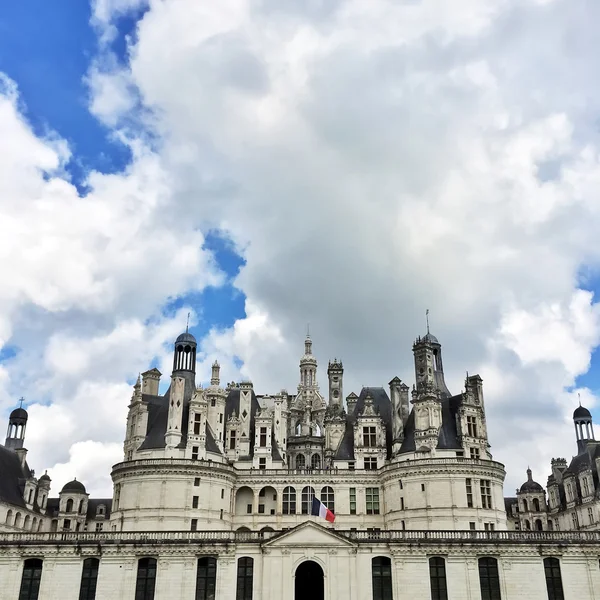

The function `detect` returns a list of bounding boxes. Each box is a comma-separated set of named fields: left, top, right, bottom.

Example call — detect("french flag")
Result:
left=311, top=497, right=335, bottom=523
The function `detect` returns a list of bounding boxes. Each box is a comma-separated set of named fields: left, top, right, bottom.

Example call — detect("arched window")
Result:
left=283, top=487, right=296, bottom=515
left=548, top=520, right=554, bottom=531
left=19, top=558, right=43, bottom=600
left=543, top=557, right=564, bottom=600
left=97, top=505, right=105, bottom=517
left=196, top=557, right=217, bottom=600
left=23, top=515, right=30, bottom=530
left=533, top=498, right=540, bottom=512
left=6, top=509, right=12, bottom=525
left=321, top=487, right=335, bottom=513
left=429, top=557, right=448, bottom=600
left=566, top=483, right=572, bottom=500
left=525, top=520, right=531, bottom=530
left=311, top=454, right=321, bottom=470
left=301, top=487, right=315, bottom=515
left=296, top=454, right=306, bottom=469
left=15, top=512, right=22, bottom=528
left=66, top=499, right=74, bottom=513
left=135, top=557, right=157, bottom=600
left=478, top=557, right=501, bottom=600
left=79, top=557, right=100, bottom=600
left=31, top=518, right=37, bottom=532
left=295, top=422, right=302, bottom=435
left=535, top=519, right=543, bottom=531
left=79, top=499, right=85, bottom=514
left=522, top=499, right=528, bottom=512
left=371, top=557, right=393, bottom=600
left=236, top=557, right=253, bottom=600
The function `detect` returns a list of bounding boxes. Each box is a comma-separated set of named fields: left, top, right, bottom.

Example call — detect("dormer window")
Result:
left=363, top=427, right=377, bottom=447
left=97, top=504, right=106, bottom=517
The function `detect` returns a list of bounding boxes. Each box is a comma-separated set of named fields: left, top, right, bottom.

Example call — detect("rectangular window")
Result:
left=219, top=413, right=223, bottom=423
left=400, top=497, right=405, bottom=510
left=469, top=522, right=476, bottom=530
left=399, top=480, right=403, bottom=490
left=572, top=512, right=578, bottom=529
left=258, top=504, right=265, bottom=514
left=196, top=557, right=217, bottom=600
left=194, top=477, right=200, bottom=486
left=372, top=556, right=393, bottom=600
left=364, top=457, right=378, bottom=470
left=95, top=522, right=103, bottom=532
left=193, top=414, right=201, bottom=435
left=230, top=430, right=237, bottom=450
left=401, top=520, right=406, bottom=530
left=283, top=487, right=296, bottom=514
left=480, top=480, right=492, bottom=509
left=470, top=447, right=480, bottom=459
left=259, top=458, right=266, bottom=470
left=221, top=489, right=225, bottom=499
left=220, top=509, right=223, bottom=520
left=478, top=557, right=501, bottom=600
left=259, top=427, right=267, bottom=447
left=484, top=523, right=495, bottom=531
left=79, top=557, right=100, bottom=600
left=192, top=447, right=199, bottom=460
left=350, top=488, right=357, bottom=515
left=192, top=496, right=199, bottom=509
left=544, top=557, right=564, bottom=600
left=63, top=519, right=71, bottom=531
left=247, top=504, right=252, bottom=514
left=421, top=483, right=426, bottom=492
left=466, top=479, right=473, bottom=508
left=429, top=557, right=448, bottom=600
left=366, top=488, right=380, bottom=515
left=467, top=416, right=478, bottom=437
left=583, top=477, right=590, bottom=497
left=135, top=557, right=157, bottom=600
left=236, top=557, right=254, bottom=600
left=191, top=519, right=198, bottom=531
left=588, top=507, right=594, bottom=524
left=211, top=398, right=216, bottom=407
left=348, top=461, right=355, bottom=470
left=363, top=426, right=377, bottom=447
left=19, top=558, right=43, bottom=600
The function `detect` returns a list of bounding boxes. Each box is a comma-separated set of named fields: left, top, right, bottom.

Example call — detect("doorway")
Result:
left=295, top=560, right=324, bottom=600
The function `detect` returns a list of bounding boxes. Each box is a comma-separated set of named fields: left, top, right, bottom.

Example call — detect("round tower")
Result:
left=173, top=331, right=197, bottom=373
left=573, top=404, right=594, bottom=453
left=5, top=404, right=28, bottom=451
left=517, top=468, right=548, bottom=531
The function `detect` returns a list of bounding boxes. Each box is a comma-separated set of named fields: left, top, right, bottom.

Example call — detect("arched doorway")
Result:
left=295, top=560, right=324, bottom=600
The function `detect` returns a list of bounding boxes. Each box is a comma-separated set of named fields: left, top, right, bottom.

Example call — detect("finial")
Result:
left=186, top=312, right=190, bottom=334
left=426, top=309, right=430, bottom=334
left=527, top=467, right=532, bottom=481
left=307, top=322, right=310, bottom=338
left=18, top=397, right=24, bottom=409
left=578, top=392, right=582, bottom=407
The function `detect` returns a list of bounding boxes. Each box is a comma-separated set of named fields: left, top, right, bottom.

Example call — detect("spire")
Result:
left=305, top=332, right=312, bottom=356
left=426, top=309, right=430, bottom=334
left=527, top=467, right=532, bottom=482
left=211, top=360, right=221, bottom=387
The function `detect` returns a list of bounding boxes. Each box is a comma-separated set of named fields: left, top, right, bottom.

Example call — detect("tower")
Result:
left=412, top=332, right=450, bottom=396
left=172, top=331, right=197, bottom=394
left=206, top=360, right=227, bottom=448
left=389, top=377, right=410, bottom=455
left=327, top=359, right=343, bottom=409
left=5, top=403, right=28, bottom=451
left=573, top=404, right=595, bottom=454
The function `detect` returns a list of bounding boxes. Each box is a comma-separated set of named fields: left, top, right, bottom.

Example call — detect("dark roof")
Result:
left=9, top=408, right=28, bottom=421
left=504, top=497, right=517, bottom=515
left=45, top=497, right=59, bottom=518
left=175, top=332, right=197, bottom=344
left=519, top=480, right=544, bottom=493
left=0, top=445, right=29, bottom=508
left=423, top=332, right=439, bottom=344
left=573, top=405, right=592, bottom=419
left=205, top=426, right=221, bottom=455
left=335, top=387, right=393, bottom=461
left=61, top=479, right=87, bottom=494
left=399, top=393, right=461, bottom=453
left=86, top=499, right=112, bottom=520
left=38, top=472, right=51, bottom=482
left=271, top=432, right=283, bottom=462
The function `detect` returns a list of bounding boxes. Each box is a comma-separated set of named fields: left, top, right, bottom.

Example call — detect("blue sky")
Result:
left=1, top=0, right=600, bottom=494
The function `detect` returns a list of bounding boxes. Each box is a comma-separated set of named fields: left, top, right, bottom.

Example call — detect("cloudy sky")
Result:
left=1, top=0, right=600, bottom=498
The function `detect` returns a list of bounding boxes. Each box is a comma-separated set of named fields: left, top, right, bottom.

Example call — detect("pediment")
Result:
left=263, top=521, right=357, bottom=548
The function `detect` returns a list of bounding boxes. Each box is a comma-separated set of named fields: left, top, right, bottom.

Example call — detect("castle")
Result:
left=1, top=328, right=599, bottom=599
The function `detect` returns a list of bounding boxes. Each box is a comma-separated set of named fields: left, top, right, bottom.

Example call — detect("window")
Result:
left=97, top=505, right=105, bottom=516
left=311, top=454, right=321, bottom=469
left=478, top=557, right=501, bottom=600
left=194, top=414, right=201, bottom=435
left=19, top=558, right=43, bottom=600
left=193, top=496, right=199, bottom=509
left=348, top=461, right=355, bottom=470
left=63, top=519, right=71, bottom=531
left=365, top=457, right=378, bottom=470
left=589, top=507, right=594, bottom=524
left=583, top=477, right=590, bottom=497
left=421, top=483, right=426, bottom=492
left=363, top=426, right=377, bottom=447
left=219, top=414, right=223, bottom=423
left=230, top=431, right=236, bottom=450
left=470, top=447, right=480, bottom=459
left=467, top=416, right=478, bottom=437
left=350, top=488, right=357, bottom=515
left=371, top=557, right=393, bottom=600
left=258, top=458, right=266, bottom=470
left=236, top=557, right=253, bottom=600
left=283, top=487, right=296, bottom=514
left=196, top=557, right=217, bottom=600
left=95, top=523, right=103, bottom=532
left=321, top=486, right=335, bottom=513
left=429, top=557, right=448, bottom=600
left=246, top=504, right=252, bottom=514
left=480, top=480, right=492, bottom=509
left=79, top=558, right=100, bottom=600
left=400, top=497, right=405, bottom=510
left=484, top=523, right=495, bottom=531
left=135, top=558, right=157, bottom=600
left=211, top=398, right=216, bottom=407
left=399, top=480, right=403, bottom=490
left=220, top=509, right=223, bottom=520
left=469, top=522, right=476, bottom=530
left=466, top=479, right=473, bottom=507
left=259, top=427, right=267, bottom=447
left=194, top=478, right=200, bottom=486
left=192, top=446, right=199, bottom=460
left=544, top=557, right=564, bottom=600
left=572, top=512, right=578, bottom=529
left=221, top=489, right=225, bottom=499
left=66, top=498, right=74, bottom=512
left=366, top=488, right=380, bottom=515
left=533, top=498, right=540, bottom=512
left=301, top=487, right=315, bottom=514
left=296, top=454, right=306, bottom=469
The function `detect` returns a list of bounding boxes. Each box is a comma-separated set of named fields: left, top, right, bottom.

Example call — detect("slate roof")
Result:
left=0, top=445, right=30, bottom=508
left=86, top=499, right=113, bottom=520
left=334, top=387, right=393, bottom=461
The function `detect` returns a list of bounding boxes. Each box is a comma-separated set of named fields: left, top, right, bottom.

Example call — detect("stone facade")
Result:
left=1, top=328, right=599, bottom=598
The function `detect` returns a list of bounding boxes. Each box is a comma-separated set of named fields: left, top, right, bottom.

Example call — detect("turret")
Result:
left=327, top=359, right=343, bottom=409
left=412, top=331, right=450, bottom=396
left=211, top=360, right=220, bottom=387
left=165, top=376, right=185, bottom=450
left=389, top=377, right=409, bottom=455
left=141, top=368, right=161, bottom=396
left=573, top=404, right=595, bottom=454
left=5, top=403, right=28, bottom=451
